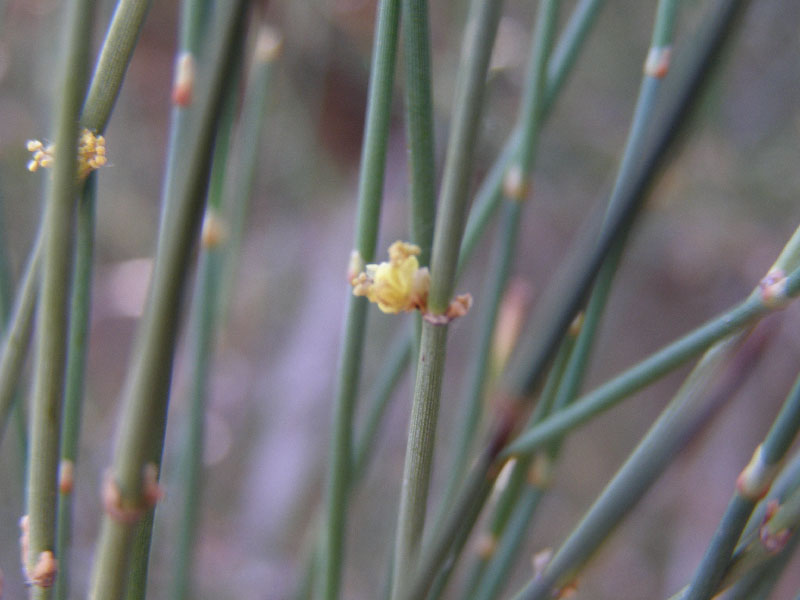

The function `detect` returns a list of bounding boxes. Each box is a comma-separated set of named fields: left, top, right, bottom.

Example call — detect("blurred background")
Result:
left=1, top=0, right=800, bottom=598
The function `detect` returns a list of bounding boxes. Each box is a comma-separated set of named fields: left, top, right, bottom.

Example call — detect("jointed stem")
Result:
left=26, top=1, right=95, bottom=598
left=391, top=1, right=504, bottom=597
left=87, top=3, right=248, bottom=597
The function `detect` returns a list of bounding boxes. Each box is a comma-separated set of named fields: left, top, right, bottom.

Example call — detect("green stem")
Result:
left=319, top=1, right=400, bottom=598
left=352, top=333, right=413, bottom=482
left=403, top=446, right=498, bottom=600
left=0, top=188, right=28, bottom=475
left=392, top=323, right=448, bottom=599
left=468, top=332, right=578, bottom=600
left=445, top=0, right=559, bottom=514
left=26, top=1, right=94, bottom=598
left=391, top=1, right=504, bottom=597
left=511, top=323, right=768, bottom=600
left=722, top=533, right=800, bottom=600
left=402, top=0, right=436, bottom=267
left=682, top=369, right=800, bottom=600
left=123, top=4, right=211, bottom=597
left=458, top=0, right=606, bottom=274
left=0, top=227, right=42, bottom=446
left=54, top=175, right=97, bottom=600
left=426, top=0, right=503, bottom=315
left=218, top=24, right=282, bottom=330
left=502, top=266, right=800, bottom=458
left=170, top=49, right=241, bottom=600
left=0, top=0, right=153, bottom=450
left=469, top=254, right=612, bottom=600
left=81, top=0, right=154, bottom=133
left=87, top=4, right=248, bottom=598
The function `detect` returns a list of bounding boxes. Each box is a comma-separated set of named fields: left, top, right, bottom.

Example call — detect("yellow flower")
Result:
left=26, top=129, right=107, bottom=180
left=352, top=241, right=430, bottom=314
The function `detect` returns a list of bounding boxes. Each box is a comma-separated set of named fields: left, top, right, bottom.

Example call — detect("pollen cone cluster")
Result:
left=352, top=241, right=430, bottom=314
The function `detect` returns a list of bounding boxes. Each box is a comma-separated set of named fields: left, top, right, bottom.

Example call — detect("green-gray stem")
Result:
left=391, top=1, right=504, bottom=597
left=402, top=0, right=436, bottom=266
left=318, top=1, right=400, bottom=598
left=87, top=3, right=248, bottom=598
left=54, top=175, right=97, bottom=600
left=26, top=1, right=94, bottom=598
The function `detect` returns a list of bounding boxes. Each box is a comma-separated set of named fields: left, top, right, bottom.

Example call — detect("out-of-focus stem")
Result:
left=319, top=1, right=400, bottom=598
left=54, top=175, right=97, bottom=600
left=87, top=3, right=248, bottom=598
left=26, top=1, right=95, bottom=598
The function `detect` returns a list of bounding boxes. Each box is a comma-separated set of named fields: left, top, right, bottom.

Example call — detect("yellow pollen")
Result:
left=26, top=129, right=107, bottom=180
left=352, top=241, right=430, bottom=314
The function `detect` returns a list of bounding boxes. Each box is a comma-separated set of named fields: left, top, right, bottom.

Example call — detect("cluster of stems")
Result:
left=5, top=0, right=800, bottom=599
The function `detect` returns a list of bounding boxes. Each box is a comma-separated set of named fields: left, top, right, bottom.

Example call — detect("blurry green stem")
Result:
left=502, top=266, right=800, bottom=458
left=81, top=0, right=153, bottom=133
left=682, top=368, right=800, bottom=600
left=445, top=0, right=559, bottom=512
left=87, top=3, right=248, bottom=598
left=0, top=228, right=42, bottom=445
left=458, top=0, right=606, bottom=274
left=54, top=175, right=97, bottom=600
left=319, top=1, right=400, bottom=598
left=170, top=50, right=241, bottom=600
left=402, top=0, right=436, bottom=266
left=123, top=2, right=210, bottom=597
left=218, top=25, right=283, bottom=328
left=26, top=2, right=94, bottom=599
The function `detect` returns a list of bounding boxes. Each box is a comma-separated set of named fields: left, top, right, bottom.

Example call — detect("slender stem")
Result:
left=391, top=1, right=504, bottom=597
left=87, top=4, right=248, bottom=598
left=319, top=1, right=400, bottom=598
left=403, top=447, right=499, bottom=600
left=0, top=0, right=153, bottom=450
left=426, top=0, right=503, bottom=315
left=445, top=0, right=559, bottom=513
left=169, top=50, right=241, bottom=600
left=123, top=3, right=211, bottom=597
left=0, top=227, right=42, bottom=445
left=81, top=0, right=154, bottom=133
left=406, top=2, right=768, bottom=586
left=682, top=369, right=800, bottom=600
left=54, top=175, right=97, bottom=600
left=511, top=323, right=769, bottom=600
left=402, top=0, right=436, bottom=267
left=723, top=533, right=800, bottom=600
left=26, top=1, right=94, bottom=598
left=458, top=0, right=606, bottom=274
left=218, top=24, right=282, bottom=330
left=502, top=267, right=800, bottom=458
left=469, top=254, right=612, bottom=600
left=468, top=332, right=578, bottom=600
left=352, top=333, right=413, bottom=482
left=0, top=190, right=28, bottom=475
left=392, top=323, right=448, bottom=599
left=443, top=201, right=522, bottom=507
